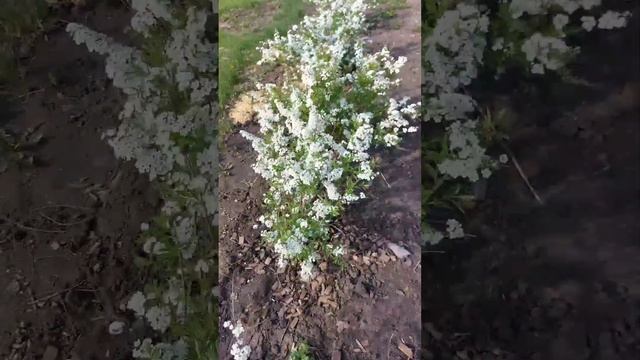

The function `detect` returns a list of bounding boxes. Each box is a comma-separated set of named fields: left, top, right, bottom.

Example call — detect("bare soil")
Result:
left=219, top=1, right=281, bottom=34
left=423, top=5, right=640, bottom=360
left=218, top=0, right=422, bottom=359
left=0, top=3, right=157, bottom=359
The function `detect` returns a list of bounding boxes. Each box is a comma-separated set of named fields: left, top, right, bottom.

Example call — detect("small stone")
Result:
left=108, top=321, right=125, bottom=335
left=5, top=280, right=20, bottom=295
left=387, top=243, right=411, bottom=259
left=42, top=345, right=59, bottom=360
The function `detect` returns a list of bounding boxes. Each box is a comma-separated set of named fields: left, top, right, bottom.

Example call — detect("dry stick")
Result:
left=13, top=88, right=44, bottom=100
left=387, top=331, right=397, bottom=360
left=500, top=142, right=544, bottom=205
left=380, top=172, right=392, bottom=188
left=28, top=281, right=85, bottom=305
left=32, top=204, right=93, bottom=212
left=1, top=216, right=65, bottom=233
left=39, top=213, right=92, bottom=226
left=329, top=223, right=346, bottom=237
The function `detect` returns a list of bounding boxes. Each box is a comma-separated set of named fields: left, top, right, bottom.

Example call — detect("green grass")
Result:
left=289, top=342, right=313, bottom=360
left=219, top=0, right=265, bottom=12
left=219, top=0, right=306, bottom=109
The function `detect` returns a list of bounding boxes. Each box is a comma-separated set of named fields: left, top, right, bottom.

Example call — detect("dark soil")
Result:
left=218, top=0, right=422, bottom=359
left=0, top=3, right=157, bottom=359
left=423, top=6, right=640, bottom=360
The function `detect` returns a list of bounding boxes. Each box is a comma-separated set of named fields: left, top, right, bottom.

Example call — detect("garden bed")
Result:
left=0, top=2, right=158, bottom=359
left=423, top=4, right=640, bottom=359
left=219, top=0, right=422, bottom=358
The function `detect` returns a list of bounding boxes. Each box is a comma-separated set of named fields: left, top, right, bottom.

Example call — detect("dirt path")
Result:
left=218, top=0, right=421, bottom=359
left=0, top=4, right=157, bottom=359
left=423, top=9, right=640, bottom=360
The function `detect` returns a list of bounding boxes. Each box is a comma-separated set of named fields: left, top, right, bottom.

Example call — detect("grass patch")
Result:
left=219, top=0, right=265, bottom=12
left=219, top=0, right=306, bottom=110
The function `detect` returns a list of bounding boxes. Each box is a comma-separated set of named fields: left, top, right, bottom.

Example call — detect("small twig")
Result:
left=39, top=213, right=91, bottom=227
left=329, top=224, right=346, bottom=237
left=500, top=143, right=544, bottom=205
left=380, top=172, right=392, bottom=188
left=355, top=339, right=367, bottom=353
left=28, top=281, right=85, bottom=305
left=13, top=88, right=44, bottom=100
left=387, top=331, right=396, bottom=360
left=32, top=204, right=93, bottom=212
left=1, top=216, right=65, bottom=233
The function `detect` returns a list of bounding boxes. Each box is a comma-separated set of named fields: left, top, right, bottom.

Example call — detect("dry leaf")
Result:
left=398, top=343, right=413, bottom=358
left=228, top=91, right=264, bottom=124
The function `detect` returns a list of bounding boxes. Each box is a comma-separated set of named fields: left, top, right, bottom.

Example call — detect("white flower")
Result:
left=231, top=321, right=244, bottom=338
left=581, top=16, right=596, bottom=32
left=195, top=259, right=210, bottom=274
left=598, top=11, right=631, bottom=30
left=423, top=228, right=444, bottom=246
left=127, top=291, right=147, bottom=317
left=553, top=14, right=569, bottom=32
left=521, top=33, right=574, bottom=74
left=230, top=343, right=251, bottom=360
left=491, top=37, right=505, bottom=51
left=145, top=305, right=172, bottom=333
left=446, top=219, right=465, bottom=239
left=437, top=120, right=493, bottom=182
left=331, top=245, right=345, bottom=257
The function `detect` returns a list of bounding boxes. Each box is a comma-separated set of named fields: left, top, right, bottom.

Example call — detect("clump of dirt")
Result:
left=219, top=0, right=422, bottom=359
left=423, top=8, right=640, bottom=360
left=0, top=3, right=160, bottom=359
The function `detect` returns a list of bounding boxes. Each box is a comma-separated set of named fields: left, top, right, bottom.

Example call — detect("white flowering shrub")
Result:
left=241, top=0, right=420, bottom=279
left=422, top=0, right=632, bottom=243
left=66, top=0, right=218, bottom=358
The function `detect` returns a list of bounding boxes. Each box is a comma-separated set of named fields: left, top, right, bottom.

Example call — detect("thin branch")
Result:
left=500, top=142, right=544, bottom=205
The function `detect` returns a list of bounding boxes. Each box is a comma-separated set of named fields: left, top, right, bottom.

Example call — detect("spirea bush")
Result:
left=240, top=0, right=420, bottom=280
left=422, top=0, right=632, bottom=243
left=66, top=0, right=218, bottom=358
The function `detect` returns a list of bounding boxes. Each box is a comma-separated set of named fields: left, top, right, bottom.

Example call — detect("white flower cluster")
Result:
left=422, top=0, right=631, bottom=245
left=132, top=338, right=189, bottom=360
left=67, top=1, right=217, bottom=220
left=506, top=0, right=632, bottom=74
left=223, top=320, right=252, bottom=360
left=445, top=219, right=465, bottom=239
left=423, top=3, right=489, bottom=94
left=242, top=0, right=419, bottom=277
left=521, top=33, right=576, bottom=74
left=126, top=281, right=187, bottom=333
left=67, top=0, right=218, bottom=357
left=423, top=3, right=496, bottom=183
